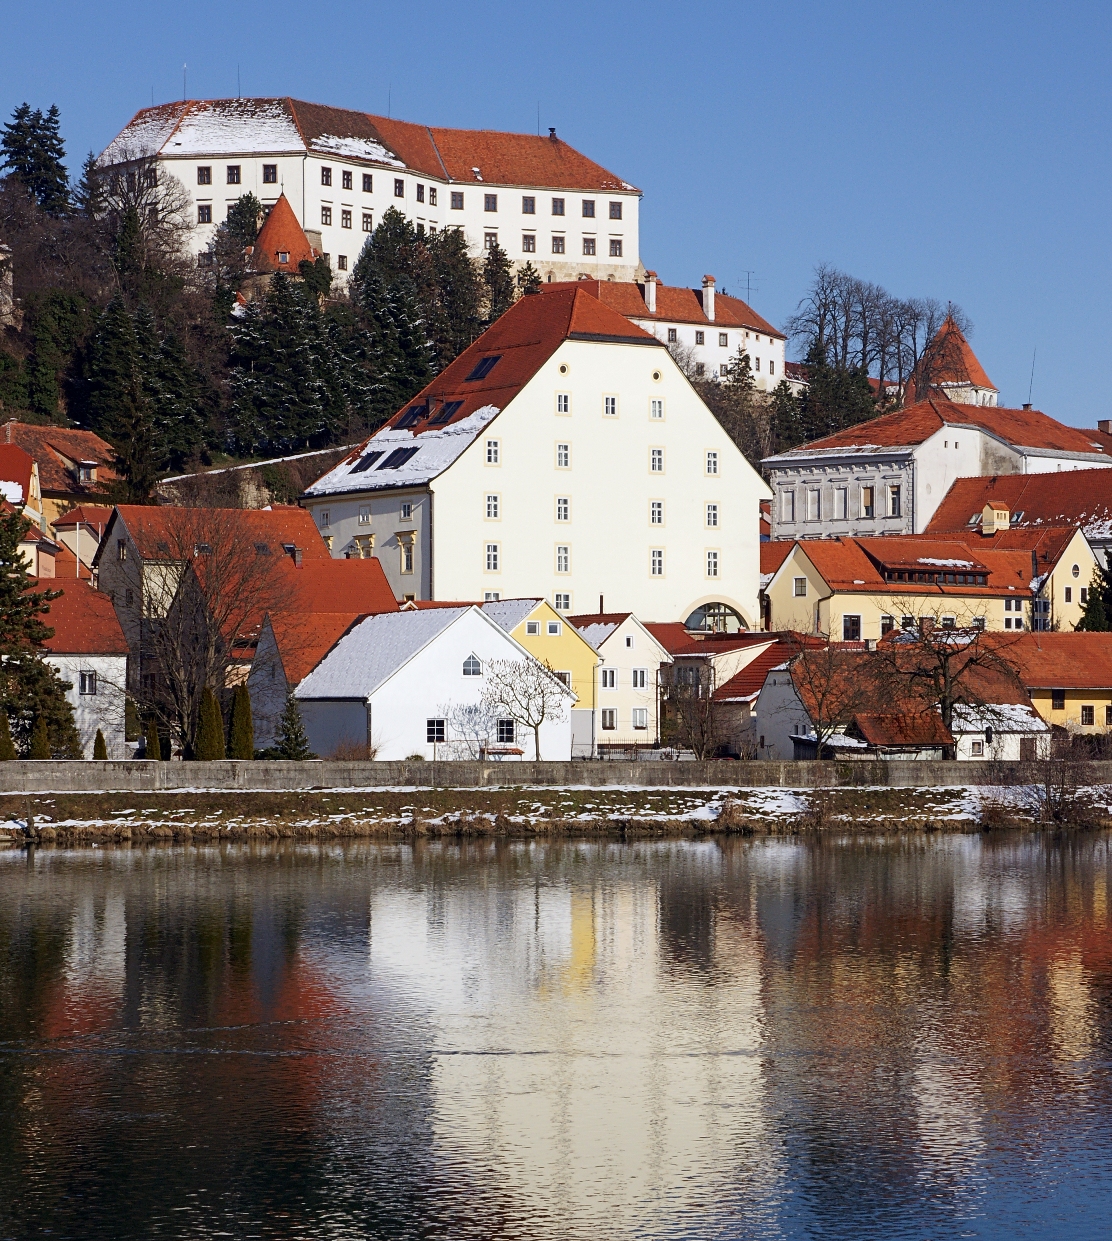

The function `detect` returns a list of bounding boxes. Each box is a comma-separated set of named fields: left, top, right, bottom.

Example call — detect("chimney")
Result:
left=702, top=274, right=716, bottom=323
left=1022, top=402, right=1032, bottom=411
left=643, top=270, right=657, bottom=314
left=599, top=594, right=604, bottom=614
left=1031, top=550, right=1039, bottom=581
left=1099, top=419, right=1112, bottom=434
left=292, top=546, right=303, bottom=568
left=548, top=127, right=557, bottom=141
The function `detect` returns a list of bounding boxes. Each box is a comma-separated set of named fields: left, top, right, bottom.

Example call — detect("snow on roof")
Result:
left=917, top=557, right=974, bottom=568
left=575, top=621, right=619, bottom=649
left=480, top=598, right=541, bottom=632
left=951, top=703, right=1049, bottom=733
left=311, top=132, right=403, bottom=165
left=296, top=607, right=470, bottom=700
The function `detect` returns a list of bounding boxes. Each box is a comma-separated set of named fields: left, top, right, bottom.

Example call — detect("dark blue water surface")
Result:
left=2, top=834, right=1111, bottom=1240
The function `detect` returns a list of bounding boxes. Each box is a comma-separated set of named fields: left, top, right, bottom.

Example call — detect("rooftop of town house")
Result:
left=541, top=279, right=784, bottom=339
left=760, top=540, right=795, bottom=579
left=249, top=193, right=317, bottom=272
left=101, top=98, right=638, bottom=192
left=762, top=397, right=1112, bottom=461
left=33, top=579, right=128, bottom=656
left=304, top=286, right=663, bottom=498
left=261, top=611, right=366, bottom=686
left=0, top=444, right=35, bottom=508
left=713, top=636, right=818, bottom=703
left=53, top=545, right=93, bottom=580
left=96, top=504, right=330, bottom=562
left=643, top=622, right=694, bottom=655
left=51, top=505, right=114, bottom=529
left=1, top=422, right=117, bottom=497
left=988, top=632, right=1112, bottom=690
left=926, top=470, right=1112, bottom=542
left=847, top=710, right=955, bottom=748
left=567, top=612, right=634, bottom=648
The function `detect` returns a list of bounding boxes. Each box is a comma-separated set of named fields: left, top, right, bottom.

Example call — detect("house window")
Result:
left=862, top=486, right=875, bottom=518
left=651, top=399, right=663, bottom=419
left=971, top=740, right=984, bottom=757
left=971, top=616, right=986, bottom=631
left=695, top=363, right=706, bottom=377
left=197, top=166, right=212, bottom=184
left=1082, top=588, right=1089, bottom=604
left=770, top=360, right=775, bottom=375
left=337, top=255, right=347, bottom=271
left=1082, top=705, right=1095, bottom=726
left=555, top=593, right=570, bottom=611
left=321, top=206, right=332, bottom=225
left=556, top=393, right=570, bottom=414
left=401, top=541, right=413, bottom=574
left=485, top=543, right=500, bottom=571
left=881, top=614, right=894, bottom=634
left=651, top=501, right=663, bottom=525
left=416, top=183, right=424, bottom=202
left=556, top=545, right=570, bottom=573
left=1106, top=705, right=1112, bottom=726
left=261, top=163, right=279, bottom=185
left=609, top=201, right=624, bottom=220
left=602, top=668, right=617, bottom=689
left=582, top=199, right=595, bottom=217
left=197, top=205, right=212, bottom=224
left=719, top=333, right=728, bottom=347
left=807, top=489, right=820, bottom=521
left=117, top=539, right=127, bottom=560
left=486, top=494, right=500, bottom=519
left=486, top=439, right=500, bottom=464
left=227, top=165, right=240, bottom=184
left=556, top=497, right=569, bottom=522
left=794, top=577, right=808, bottom=597
left=706, top=503, right=718, bottom=527
left=552, top=236, right=565, bottom=254
left=547, top=621, right=561, bottom=635
left=695, top=331, right=705, bottom=345
left=319, top=510, right=330, bottom=528
left=522, top=234, right=536, bottom=252
left=125, top=589, right=134, bottom=607
left=358, top=505, right=370, bottom=524
left=496, top=718, right=515, bottom=744
left=1052, top=689, right=1065, bottom=710
left=79, top=671, right=97, bottom=696
left=601, top=708, right=617, bottom=730
left=888, top=485, right=901, bottom=518
left=556, top=443, right=570, bottom=468
left=362, top=212, right=373, bottom=232
left=632, top=707, right=648, bottom=730
left=651, top=448, right=664, bottom=472
left=429, top=188, right=437, bottom=206
left=427, top=718, right=446, bottom=743
left=321, top=167, right=332, bottom=186
left=394, top=179, right=405, bottom=197
left=754, top=358, right=761, bottom=372
left=484, top=194, right=498, bottom=212
left=1073, top=564, right=1080, bottom=578
left=609, top=239, right=623, bottom=257
left=463, top=654, right=482, bottom=676
left=707, top=551, right=719, bottom=577
left=782, top=491, right=795, bottom=522
left=526, top=620, right=541, bottom=635
left=1065, top=587, right=1073, bottom=603
left=484, top=232, right=498, bottom=249
left=941, top=615, right=956, bottom=629
left=583, top=238, right=596, bottom=256
left=835, top=487, right=848, bottom=520
left=363, top=174, right=373, bottom=192
left=706, top=451, right=718, bottom=475
left=522, top=196, right=535, bottom=214
left=604, top=395, right=617, bottom=417
left=552, top=197, right=565, bottom=215
left=651, top=549, right=664, bottom=576
left=401, top=502, right=412, bottom=519
left=341, top=210, right=352, bottom=229
left=842, top=615, right=862, bottom=642
left=666, top=328, right=677, bottom=343
left=451, top=191, right=463, bottom=209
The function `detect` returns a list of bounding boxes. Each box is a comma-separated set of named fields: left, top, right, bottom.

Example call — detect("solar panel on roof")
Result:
left=428, top=400, right=463, bottom=425
left=465, top=355, right=501, bottom=381
left=377, top=446, right=421, bottom=470
left=351, top=451, right=384, bottom=473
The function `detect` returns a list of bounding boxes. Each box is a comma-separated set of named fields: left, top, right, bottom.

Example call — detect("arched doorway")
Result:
left=684, top=602, right=749, bottom=634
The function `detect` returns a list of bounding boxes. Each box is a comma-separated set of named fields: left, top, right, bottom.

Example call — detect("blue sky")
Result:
left=3, top=1, right=1109, bottom=424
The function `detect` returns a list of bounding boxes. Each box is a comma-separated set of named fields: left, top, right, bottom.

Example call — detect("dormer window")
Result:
left=277, top=251, right=290, bottom=264
left=77, top=463, right=96, bottom=483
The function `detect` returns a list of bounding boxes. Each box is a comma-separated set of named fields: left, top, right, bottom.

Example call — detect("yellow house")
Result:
left=996, top=632, right=1112, bottom=732
left=762, top=528, right=1097, bottom=641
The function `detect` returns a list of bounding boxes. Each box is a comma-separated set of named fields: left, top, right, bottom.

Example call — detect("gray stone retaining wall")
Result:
left=0, top=758, right=1105, bottom=793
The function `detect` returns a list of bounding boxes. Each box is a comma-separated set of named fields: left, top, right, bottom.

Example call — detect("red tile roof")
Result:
left=908, top=317, right=995, bottom=396
left=1, top=422, right=117, bottom=497
left=36, top=580, right=128, bottom=656
left=670, top=633, right=776, bottom=658
left=780, top=398, right=1112, bottom=458
left=250, top=193, right=317, bottom=272
left=0, top=444, right=34, bottom=507
left=760, top=540, right=795, bottom=577
left=926, top=471, right=1112, bottom=540
left=265, top=611, right=365, bottom=685
left=104, top=505, right=330, bottom=562
left=542, top=280, right=783, bottom=338
left=283, top=557, right=398, bottom=614
left=849, top=710, right=953, bottom=748
left=53, top=544, right=93, bottom=580
left=567, top=611, right=632, bottom=628
left=644, top=622, right=694, bottom=655
left=991, top=632, right=1112, bottom=690
left=52, top=505, right=114, bottom=529
left=713, top=636, right=812, bottom=702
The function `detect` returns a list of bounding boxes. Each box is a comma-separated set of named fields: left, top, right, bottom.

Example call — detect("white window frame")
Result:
left=706, top=451, right=719, bottom=475
left=601, top=667, right=617, bottom=689
left=632, top=707, right=649, bottom=730
left=556, top=442, right=570, bottom=469
left=556, top=393, right=570, bottom=414
left=604, top=395, right=618, bottom=417
left=486, top=493, right=500, bottom=520
left=554, top=592, right=570, bottom=611
left=601, top=708, right=617, bottom=730
left=555, top=545, right=570, bottom=574
left=526, top=620, right=541, bottom=635
left=556, top=497, right=570, bottom=522
left=547, top=620, right=562, bottom=636
left=650, top=398, right=664, bottom=420
left=651, top=549, right=664, bottom=577
left=632, top=668, right=648, bottom=689
left=706, top=503, right=718, bottom=528
left=486, top=439, right=500, bottom=464
left=650, top=500, right=664, bottom=526
left=706, top=550, right=719, bottom=578
left=650, top=447, right=664, bottom=473
left=358, top=505, right=371, bottom=524
left=79, top=670, right=97, bottom=696
left=485, top=543, right=500, bottom=572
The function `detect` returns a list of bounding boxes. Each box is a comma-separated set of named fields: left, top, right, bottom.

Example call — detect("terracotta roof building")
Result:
left=0, top=422, right=117, bottom=529
left=905, top=317, right=998, bottom=407
left=247, top=192, right=319, bottom=273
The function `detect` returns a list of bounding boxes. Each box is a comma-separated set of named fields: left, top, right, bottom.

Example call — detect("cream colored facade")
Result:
left=578, top=615, right=672, bottom=745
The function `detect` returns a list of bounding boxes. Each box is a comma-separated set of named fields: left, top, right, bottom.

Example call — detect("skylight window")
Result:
left=377, top=446, right=421, bottom=470
left=351, top=451, right=384, bottom=473
left=428, top=400, right=463, bottom=425
left=395, top=405, right=427, bottom=428
left=465, top=355, right=502, bottom=381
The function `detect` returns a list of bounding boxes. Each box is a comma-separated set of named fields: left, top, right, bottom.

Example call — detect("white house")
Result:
left=951, top=703, right=1050, bottom=761
left=38, top=580, right=129, bottom=758
left=294, top=606, right=575, bottom=761
left=302, top=283, right=771, bottom=629
left=764, top=396, right=1112, bottom=541
left=99, top=97, right=641, bottom=284
left=567, top=611, right=672, bottom=747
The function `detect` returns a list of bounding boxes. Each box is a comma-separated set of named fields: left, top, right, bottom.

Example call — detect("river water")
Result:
left=1, top=834, right=1111, bottom=1240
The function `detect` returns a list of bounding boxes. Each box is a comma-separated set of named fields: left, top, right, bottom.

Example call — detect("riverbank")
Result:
left=2, top=782, right=1109, bottom=846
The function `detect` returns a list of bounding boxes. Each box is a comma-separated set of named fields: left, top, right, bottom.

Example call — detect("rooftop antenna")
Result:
left=738, top=270, right=757, bottom=302
left=183, top=64, right=187, bottom=101
left=537, top=102, right=540, bottom=136
left=1027, top=346, right=1037, bottom=408
left=237, top=64, right=241, bottom=98
left=388, top=84, right=391, bottom=118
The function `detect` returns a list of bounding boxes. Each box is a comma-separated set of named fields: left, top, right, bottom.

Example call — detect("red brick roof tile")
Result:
left=926, top=471, right=1112, bottom=540
left=909, top=317, right=996, bottom=394
left=250, top=193, right=317, bottom=271
left=1, top=422, right=117, bottom=497
left=265, top=611, right=365, bottom=685
left=995, top=632, right=1112, bottom=690
left=542, top=280, right=783, bottom=337
left=37, top=580, right=128, bottom=656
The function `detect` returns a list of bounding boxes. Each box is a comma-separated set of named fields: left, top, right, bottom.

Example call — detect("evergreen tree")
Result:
left=193, top=688, right=226, bottom=761
left=29, top=716, right=50, bottom=759
left=768, top=379, right=804, bottom=454
left=796, top=340, right=876, bottom=442
left=1, top=103, right=69, bottom=214
left=0, top=508, right=80, bottom=757
left=228, top=684, right=254, bottom=759
left=112, top=206, right=145, bottom=300
left=516, top=261, right=542, bottom=295
left=93, top=728, right=107, bottom=759
left=482, top=241, right=515, bottom=320
left=145, top=714, right=161, bottom=760
left=298, top=256, right=333, bottom=300
left=132, top=305, right=203, bottom=473
left=273, top=693, right=315, bottom=760
left=347, top=267, right=433, bottom=427
left=1076, top=569, right=1111, bottom=631
left=225, top=192, right=263, bottom=247
left=72, top=152, right=106, bottom=218
left=0, top=714, right=14, bottom=760
left=427, top=226, right=483, bottom=363
left=25, top=291, right=92, bottom=424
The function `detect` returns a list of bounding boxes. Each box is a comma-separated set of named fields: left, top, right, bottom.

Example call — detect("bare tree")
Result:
left=782, top=643, right=881, bottom=754
left=659, top=661, right=720, bottom=759
left=436, top=700, right=499, bottom=759
left=480, top=657, right=569, bottom=761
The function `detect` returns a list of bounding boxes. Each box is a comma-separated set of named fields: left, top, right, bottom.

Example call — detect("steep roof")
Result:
left=305, top=286, right=662, bottom=497
left=644, top=622, right=693, bottom=654
left=102, top=505, right=329, bottom=562
left=908, top=317, right=996, bottom=395
left=479, top=597, right=543, bottom=632
left=264, top=611, right=365, bottom=685
left=249, top=194, right=317, bottom=271
left=543, top=280, right=783, bottom=338
left=765, top=398, right=1112, bottom=461
left=993, top=632, right=1112, bottom=690
left=926, top=471, right=1112, bottom=543
left=52, top=505, right=114, bottom=530
left=283, top=556, right=398, bottom=614
left=36, top=580, right=128, bottom=656
left=0, top=444, right=34, bottom=507
left=53, top=544, right=93, bottom=580
left=568, top=611, right=632, bottom=649
left=714, top=637, right=811, bottom=703
left=848, top=711, right=953, bottom=748
left=101, top=98, right=637, bottom=192
left=1, top=422, right=117, bottom=497
left=760, top=540, right=794, bottom=579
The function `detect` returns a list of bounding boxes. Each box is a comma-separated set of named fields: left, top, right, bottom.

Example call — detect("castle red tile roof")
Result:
left=926, top=471, right=1112, bottom=541
left=250, top=193, right=317, bottom=271
left=1, top=422, right=117, bottom=497
left=773, top=398, right=1112, bottom=459
left=36, top=580, right=128, bottom=656
left=264, top=611, right=365, bottom=685
left=542, top=280, right=783, bottom=338
left=909, top=317, right=996, bottom=394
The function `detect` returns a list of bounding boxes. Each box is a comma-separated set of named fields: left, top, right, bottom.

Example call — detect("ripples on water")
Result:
left=1, top=833, right=1111, bottom=1239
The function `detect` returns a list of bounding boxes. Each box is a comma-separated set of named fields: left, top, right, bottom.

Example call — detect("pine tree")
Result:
left=768, top=379, right=804, bottom=453
left=29, top=716, right=50, bottom=759
left=482, top=241, right=515, bottom=320
left=133, top=305, right=203, bottom=473
left=25, top=291, right=91, bottom=424
left=1076, top=570, right=1111, bottom=631
left=145, top=714, right=161, bottom=760
left=113, top=206, right=145, bottom=300
left=225, top=193, right=263, bottom=247
left=193, top=688, right=226, bottom=760
left=427, top=226, right=483, bottom=363
left=0, top=714, right=15, bottom=761
left=93, top=728, right=107, bottom=759
left=516, top=261, right=542, bottom=295
left=73, top=152, right=105, bottom=218
left=273, top=693, right=315, bottom=760
left=1, top=103, right=70, bottom=215
left=797, top=340, right=876, bottom=442
left=228, top=684, right=254, bottom=759
left=298, top=256, right=333, bottom=300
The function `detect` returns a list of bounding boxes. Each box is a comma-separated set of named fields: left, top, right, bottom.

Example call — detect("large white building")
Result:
left=302, top=283, right=771, bottom=630
left=99, top=97, right=641, bottom=283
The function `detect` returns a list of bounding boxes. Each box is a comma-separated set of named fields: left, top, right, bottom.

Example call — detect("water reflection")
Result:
left=0, top=834, right=1111, bottom=1239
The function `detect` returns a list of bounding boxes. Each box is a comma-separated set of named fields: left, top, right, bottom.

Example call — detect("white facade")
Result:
left=46, top=653, right=128, bottom=759
left=572, top=615, right=672, bottom=745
